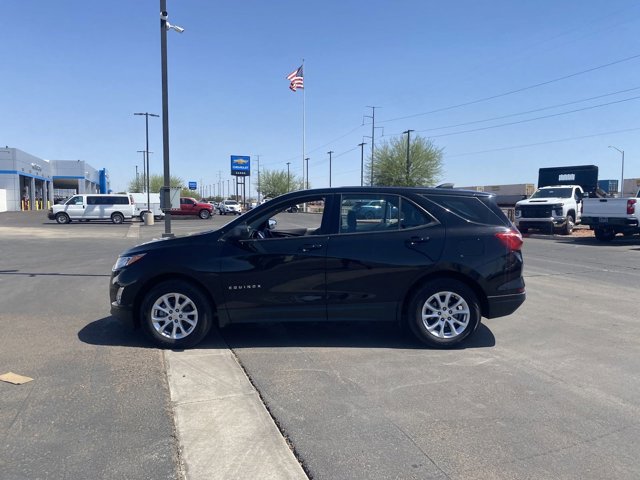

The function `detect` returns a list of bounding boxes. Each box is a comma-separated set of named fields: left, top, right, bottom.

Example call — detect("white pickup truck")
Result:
left=515, top=185, right=585, bottom=235
left=581, top=190, right=640, bottom=241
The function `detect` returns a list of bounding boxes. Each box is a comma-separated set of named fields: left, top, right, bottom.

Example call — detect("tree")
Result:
left=127, top=174, right=184, bottom=193
left=257, top=169, right=305, bottom=198
left=367, top=134, right=443, bottom=187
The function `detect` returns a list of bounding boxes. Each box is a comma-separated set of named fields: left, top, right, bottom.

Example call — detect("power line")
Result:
left=380, top=52, right=640, bottom=124
left=386, top=86, right=640, bottom=136
left=384, top=95, right=640, bottom=140
left=446, top=126, right=640, bottom=158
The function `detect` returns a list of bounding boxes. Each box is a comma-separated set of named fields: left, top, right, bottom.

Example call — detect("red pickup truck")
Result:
left=171, top=197, right=214, bottom=219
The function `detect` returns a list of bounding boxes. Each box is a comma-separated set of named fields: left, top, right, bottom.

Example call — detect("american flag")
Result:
left=287, top=65, right=304, bottom=92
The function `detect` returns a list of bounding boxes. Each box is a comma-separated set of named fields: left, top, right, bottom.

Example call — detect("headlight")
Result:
left=515, top=209, right=521, bottom=218
left=552, top=203, right=564, bottom=209
left=112, top=253, right=146, bottom=271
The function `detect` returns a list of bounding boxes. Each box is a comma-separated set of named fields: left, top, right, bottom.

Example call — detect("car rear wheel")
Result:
left=141, top=280, right=212, bottom=349
left=55, top=212, right=70, bottom=224
left=408, top=279, right=480, bottom=347
left=111, top=212, right=124, bottom=224
left=199, top=209, right=211, bottom=219
left=595, top=227, right=615, bottom=242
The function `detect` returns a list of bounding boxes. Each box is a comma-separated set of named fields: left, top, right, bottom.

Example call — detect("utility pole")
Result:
left=136, top=150, right=146, bottom=192
left=135, top=165, right=139, bottom=190
left=286, top=162, right=291, bottom=191
left=304, top=157, right=309, bottom=189
left=357, top=142, right=366, bottom=187
left=403, top=129, right=414, bottom=185
left=364, top=106, right=379, bottom=186
left=327, top=151, right=334, bottom=187
left=256, top=155, right=261, bottom=202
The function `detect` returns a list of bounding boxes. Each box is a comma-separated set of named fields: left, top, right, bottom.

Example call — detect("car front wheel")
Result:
left=407, top=279, right=480, bottom=347
left=140, top=280, right=212, bottom=349
left=562, top=214, right=574, bottom=235
left=199, top=209, right=211, bottom=219
left=55, top=212, right=70, bottom=224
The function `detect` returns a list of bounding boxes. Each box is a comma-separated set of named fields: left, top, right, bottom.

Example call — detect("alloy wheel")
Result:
left=421, top=291, right=470, bottom=339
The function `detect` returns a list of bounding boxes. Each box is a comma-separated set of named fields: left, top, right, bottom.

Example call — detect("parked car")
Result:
left=48, top=194, right=135, bottom=224
left=128, top=192, right=165, bottom=220
left=353, top=199, right=399, bottom=219
left=220, top=199, right=242, bottom=215
left=111, top=187, right=525, bottom=349
left=170, top=197, right=214, bottom=219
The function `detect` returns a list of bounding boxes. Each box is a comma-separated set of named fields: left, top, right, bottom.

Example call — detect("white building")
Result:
left=0, top=147, right=110, bottom=212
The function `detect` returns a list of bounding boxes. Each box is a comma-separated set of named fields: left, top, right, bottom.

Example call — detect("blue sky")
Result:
left=2, top=0, right=640, bottom=195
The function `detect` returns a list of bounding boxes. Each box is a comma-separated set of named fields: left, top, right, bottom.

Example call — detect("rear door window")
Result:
left=425, top=194, right=510, bottom=226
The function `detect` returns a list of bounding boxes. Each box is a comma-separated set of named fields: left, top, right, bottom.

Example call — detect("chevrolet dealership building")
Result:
left=0, top=148, right=110, bottom=212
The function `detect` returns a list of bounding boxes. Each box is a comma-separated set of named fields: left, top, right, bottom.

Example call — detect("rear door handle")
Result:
left=406, top=236, right=429, bottom=246
left=300, top=243, right=323, bottom=252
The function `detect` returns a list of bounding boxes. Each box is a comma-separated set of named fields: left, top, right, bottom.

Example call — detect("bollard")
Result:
left=144, top=212, right=154, bottom=225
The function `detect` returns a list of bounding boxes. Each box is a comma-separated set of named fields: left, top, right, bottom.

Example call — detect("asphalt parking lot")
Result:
left=1, top=211, right=639, bottom=479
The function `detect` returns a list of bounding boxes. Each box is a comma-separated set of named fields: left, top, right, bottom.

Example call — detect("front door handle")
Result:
left=300, top=243, right=323, bottom=253
left=406, top=236, right=429, bottom=246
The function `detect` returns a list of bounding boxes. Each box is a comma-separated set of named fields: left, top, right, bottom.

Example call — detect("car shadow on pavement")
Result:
left=80, top=317, right=496, bottom=350
left=553, top=236, right=640, bottom=247
left=199, top=321, right=495, bottom=350
left=78, top=316, right=156, bottom=348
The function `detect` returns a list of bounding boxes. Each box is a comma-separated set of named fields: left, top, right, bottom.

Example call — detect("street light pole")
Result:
left=328, top=151, right=334, bottom=187
left=357, top=142, right=366, bottom=187
left=304, top=157, right=309, bottom=189
left=403, top=129, right=414, bottom=185
left=159, top=1, right=183, bottom=237
left=608, top=145, right=625, bottom=196
left=135, top=112, right=159, bottom=222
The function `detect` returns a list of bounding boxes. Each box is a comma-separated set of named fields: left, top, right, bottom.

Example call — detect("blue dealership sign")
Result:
left=231, top=155, right=250, bottom=176
left=188, top=181, right=197, bottom=190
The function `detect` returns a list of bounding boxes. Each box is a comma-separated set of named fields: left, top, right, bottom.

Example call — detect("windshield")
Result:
left=530, top=188, right=573, bottom=199
left=225, top=201, right=238, bottom=205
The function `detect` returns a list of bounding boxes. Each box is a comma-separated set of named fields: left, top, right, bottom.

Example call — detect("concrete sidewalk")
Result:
left=165, top=329, right=307, bottom=480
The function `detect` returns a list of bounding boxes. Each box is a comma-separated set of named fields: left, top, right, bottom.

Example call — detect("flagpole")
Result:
left=302, top=58, right=306, bottom=193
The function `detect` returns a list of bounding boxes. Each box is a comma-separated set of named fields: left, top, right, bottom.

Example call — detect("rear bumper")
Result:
left=485, top=292, right=526, bottom=318
left=581, top=216, right=638, bottom=227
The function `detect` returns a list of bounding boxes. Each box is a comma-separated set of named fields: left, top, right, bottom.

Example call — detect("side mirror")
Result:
left=228, top=222, right=251, bottom=240
left=268, top=218, right=277, bottom=230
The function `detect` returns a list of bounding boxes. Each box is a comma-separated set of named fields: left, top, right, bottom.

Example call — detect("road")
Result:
left=1, top=211, right=639, bottom=479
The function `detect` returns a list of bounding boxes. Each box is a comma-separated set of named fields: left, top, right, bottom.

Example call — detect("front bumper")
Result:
left=516, top=216, right=566, bottom=228
left=47, top=212, right=55, bottom=220
left=110, top=274, right=137, bottom=326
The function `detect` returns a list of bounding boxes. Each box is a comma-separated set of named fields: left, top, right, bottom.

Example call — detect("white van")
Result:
left=48, top=194, right=135, bottom=224
left=128, top=192, right=165, bottom=221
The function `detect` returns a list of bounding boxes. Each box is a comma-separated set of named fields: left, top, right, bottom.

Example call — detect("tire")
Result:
left=140, top=280, right=212, bottom=349
left=55, top=212, right=70, bottom=224
left=407, top=279, right=480, bottom=347
left=111, top=212, right=124, bottom=224
left=595, top=227, right=615, bottom=242
left=199, top=209, right=211, bottom=219
left=562, top=214, right=575, bottom=235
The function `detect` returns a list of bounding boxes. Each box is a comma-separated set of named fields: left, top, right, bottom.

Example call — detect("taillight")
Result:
left=627, top=199, right=636, bottom=215
left=496, top=229, right=523, bottom=251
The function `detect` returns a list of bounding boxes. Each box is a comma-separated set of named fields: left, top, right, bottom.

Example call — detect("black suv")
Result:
left=110, top=187, right=525, bottom=348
